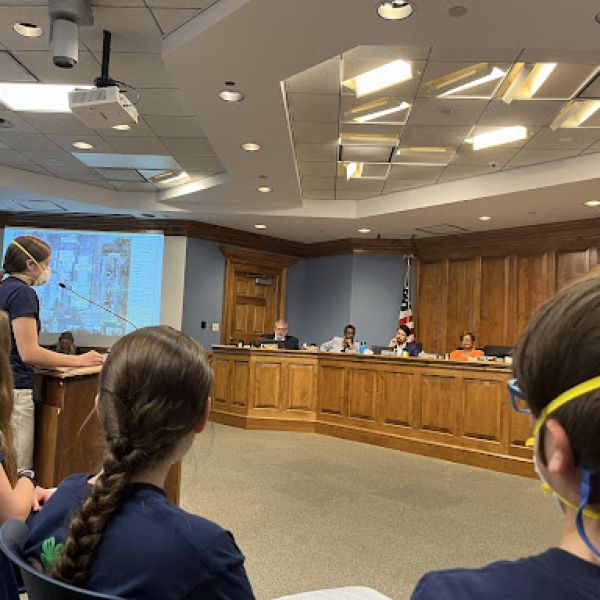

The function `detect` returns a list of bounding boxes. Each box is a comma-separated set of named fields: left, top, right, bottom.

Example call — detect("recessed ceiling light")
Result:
left=584, top=200, right=600, bottom=207
left=111, top=124, right=131, bottom=131
left=478, top=216, right=492, bottom=221
left=13, top=22, right=43, bottom=37
left=72, top=141, right=94, bottom=150
left=254, top=224, right=267, bottom=229
left=469, top=126, right=527, bottom=150
left=343, top=59, right=412, bottom=98
left=0, top=83, right=92, bottom=112
left=448, top=5, right=468, bottom=17
left=161, top=171, right=190, bottom=185
left=241, top=142, right=261, bottom=151
left=550, top=100, right=600, bottom=130
left=345, top=162, right=364, bottom=180
left=257, top=186, right=272, bottom=193
left=377, top=1, right=413, bottom=20
left=219, top=90, right=244, bottom=102
left=358, top=228, right=371, bottom=233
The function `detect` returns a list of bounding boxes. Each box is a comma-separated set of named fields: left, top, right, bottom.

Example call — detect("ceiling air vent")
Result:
left=415, top=224, right=470, bottom=236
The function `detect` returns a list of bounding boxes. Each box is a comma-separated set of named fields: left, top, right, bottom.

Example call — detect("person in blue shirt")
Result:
left=411, top=276, right=600, bottom=600
left=388, top=325, right=420, bottom=357
left=0, top=236, right=103, bottom=469
left=24, top=325, right=255, bottom=599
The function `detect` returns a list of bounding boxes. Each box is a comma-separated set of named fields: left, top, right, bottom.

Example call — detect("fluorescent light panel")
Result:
left=345, top=162, right=363, bottom=180
left=438, top=67, right=506, bottom=97
left=344, top=59, right=412, bottom=97
left=502, top=63, right=556, bottom=104
left=550, top=100, right=600, bottom=130
left=0, top=83, right=93, bottom=112
left=353, top=101, right=411, bottom=123
left=470, top=126, right=527, bottom=150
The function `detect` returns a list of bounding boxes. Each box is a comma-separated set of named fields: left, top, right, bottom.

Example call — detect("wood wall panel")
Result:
left=416, top=262, right=446, bottom=354
left=381, top=371, right=414, bottom=427
left=319, top=365, right=346, bottom=415
left=462, top=379, right=503, bottom=443
left=420, top=375, right=458, bottom=434
left=516, top=253, right=552, bottom=336
left=286, top=363, right=315, bottom=411
left=479, top=257, right=510, bottom=346
left=232, top=361, right=249, bottom=407
left=445, top=259, right=479, bottom=351
left=348, top=369, right=378, bottom=420
left=212, top=360, right=232, bottom=405
left=253, top=362, right=281, bottom=409
left=556, top=249, right=597, bottom=291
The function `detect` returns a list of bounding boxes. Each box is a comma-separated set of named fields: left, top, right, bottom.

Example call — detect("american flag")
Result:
left=398, top=257, right=414, bottom=342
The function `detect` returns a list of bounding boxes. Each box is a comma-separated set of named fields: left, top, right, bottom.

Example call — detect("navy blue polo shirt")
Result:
left=0, top=276, right=40, bottom=389
left=411, top=548, right=600, bottom=600
left=24, top=474, right=255, bottom=600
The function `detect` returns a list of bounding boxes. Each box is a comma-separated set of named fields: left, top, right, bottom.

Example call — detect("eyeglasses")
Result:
left=507, top=378, right=532, bottom=415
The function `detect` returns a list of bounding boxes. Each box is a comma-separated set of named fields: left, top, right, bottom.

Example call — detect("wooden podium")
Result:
left=33, top=366, right=181, bottom=505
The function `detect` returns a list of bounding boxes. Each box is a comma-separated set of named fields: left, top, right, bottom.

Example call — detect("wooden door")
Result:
left=221, top=247, right=296, bottom=344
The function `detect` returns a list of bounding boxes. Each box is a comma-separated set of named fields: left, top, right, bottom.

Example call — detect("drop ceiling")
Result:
left=1, top=0, right=600, bottom=243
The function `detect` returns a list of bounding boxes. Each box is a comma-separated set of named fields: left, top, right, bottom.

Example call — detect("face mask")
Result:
left=32, top=265, right=51, bottom=286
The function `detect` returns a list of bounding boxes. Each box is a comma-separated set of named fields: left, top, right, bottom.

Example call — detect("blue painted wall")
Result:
left=350, top=254, right=407, bottom=347
left=181, top=238, right=225, bottom=350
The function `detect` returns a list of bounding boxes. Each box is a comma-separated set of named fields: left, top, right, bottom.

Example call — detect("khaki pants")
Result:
left=12, top=389, right=34, bottom=469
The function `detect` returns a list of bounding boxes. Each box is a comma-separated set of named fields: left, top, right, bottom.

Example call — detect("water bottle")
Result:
left=359, top=341, right=367, bottom=354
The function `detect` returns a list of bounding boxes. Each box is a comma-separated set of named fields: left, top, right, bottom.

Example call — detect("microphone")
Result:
left=58, top=282, right=138, bottom=331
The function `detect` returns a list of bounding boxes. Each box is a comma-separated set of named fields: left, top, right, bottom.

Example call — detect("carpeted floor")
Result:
left=180, top=423, right=560, bottom=600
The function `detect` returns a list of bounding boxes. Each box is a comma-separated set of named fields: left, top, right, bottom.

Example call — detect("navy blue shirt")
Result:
left=0, top=276, right=40, bottom=389
left=25, top=474, right=255, bottom=600
left=411, top=548, right=600, bottom=600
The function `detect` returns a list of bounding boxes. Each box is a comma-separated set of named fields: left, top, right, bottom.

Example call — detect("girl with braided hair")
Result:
left=23, top=326, right=254, bottom=599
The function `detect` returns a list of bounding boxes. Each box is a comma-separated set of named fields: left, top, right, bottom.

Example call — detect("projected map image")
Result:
left=3, top=228, right=164, bottom=337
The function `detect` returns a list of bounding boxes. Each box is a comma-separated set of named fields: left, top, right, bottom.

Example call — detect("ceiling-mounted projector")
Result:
left=69, top=86, right=138, bottom=129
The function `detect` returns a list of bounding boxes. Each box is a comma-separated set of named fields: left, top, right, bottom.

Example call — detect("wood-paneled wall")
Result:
left=416, top=248, right=598, bottom=354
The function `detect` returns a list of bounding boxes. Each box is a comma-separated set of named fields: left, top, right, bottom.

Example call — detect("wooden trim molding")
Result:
left=2, top=210, right=600, bottom=261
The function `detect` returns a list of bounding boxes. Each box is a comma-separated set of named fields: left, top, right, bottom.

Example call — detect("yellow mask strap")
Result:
left=541, top=482, right=600, bottom=520
left=533, top=375, right=600, bottom=438
left=11, top=240, right=40, bottom=267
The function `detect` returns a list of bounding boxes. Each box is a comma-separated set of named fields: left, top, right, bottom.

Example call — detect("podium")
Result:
left=33, top=366, right=181, bottom=505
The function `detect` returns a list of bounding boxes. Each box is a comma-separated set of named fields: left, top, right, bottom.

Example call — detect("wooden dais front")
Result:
left=211, top=347, right=533, bottom=477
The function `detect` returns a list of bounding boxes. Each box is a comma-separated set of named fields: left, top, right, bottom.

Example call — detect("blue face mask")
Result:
left=508, top=376, right=600, bottom=557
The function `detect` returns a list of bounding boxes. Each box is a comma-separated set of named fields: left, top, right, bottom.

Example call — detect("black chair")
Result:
left=483, top=345, right=513, bottom=358
left=0, top=519, right=123, bottom=600
left=0, top=538, right=19, bottom=600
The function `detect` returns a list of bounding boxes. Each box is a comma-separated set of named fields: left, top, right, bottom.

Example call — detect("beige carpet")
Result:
left=180, top=423, right=560, bottom=600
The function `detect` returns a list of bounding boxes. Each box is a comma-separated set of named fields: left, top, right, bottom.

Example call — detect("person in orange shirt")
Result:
left=449, top=332, right=484, bottom=361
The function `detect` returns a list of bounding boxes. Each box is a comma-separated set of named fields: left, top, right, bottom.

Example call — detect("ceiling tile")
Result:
left=438, top=164, right=500, bottom=182
left=150, top=8, right=198, bottom=35
left=13, top=49, right=100, bottom=84
left=342, top=45, right=431, bottom=65
left=91, top=1, right=145, bottom=6
left=302, top=189, right=335, bottom=200
left=340, top=145, right=392, bottom=162
left=524, top=128, right=600, bottom=150
left=0, top=7, right=49, bottom=52
left=286, top=58, right=340, bottom=95
left=136, top=88, right=192, bottom=116
left=101, top=135, right=167, bottom=154
left=145, top=0, right=213, bottom=7
left=20, top=150, right=82, bottom=168
left=79, top=7, right=162, bottom=54
left=293, top=121, right=338, bottom=143
left=95, top=52, right=174, bottom=88
left=408, top=98, right=488, bottom=126
left=295, top=142, right=337, bottom=162
left=0, top=50, right=37, bottom=81
left=451, top=145, right=517, bottom=167
left=478, top=99, right=565, bottom=127
left=301, top=176, right=335, bottom=191
left=428, top=47, right=522, bottom=63
left=0, top=148, right=36, bottom=167
left=161, top=137, right=214, bottom=156
left=143, top=115, right=205, bottom=137
left=46, top=134, right=116, bottom=153
left=530, top=64, right=598, bottom=100
left=174, top=155, right=222, bottom=173
left=342, top=62, right=425, bottom=100
left=0, top=132, right=60, bottom=150
left=505, top=148, right=581, bottom=169
left=582, top=141, right=600, bottom=155
left=0, top=110, right=38, bottom=132
left=298, top=162, right=336, bottom=177
left=401, top=125, right=471, bottom=147
left=383, top=178, right=436, bottom=192
left=388, top=164, right=444, bottom=180
left=110, top=181, right=157, bottom=191
left=19, top=112, right=95, bottom=135
left=95, top=167, right=145, bottom=181
left=44, top=166, right=101, bottom=181
left=287, top=93, right=339, bottom=124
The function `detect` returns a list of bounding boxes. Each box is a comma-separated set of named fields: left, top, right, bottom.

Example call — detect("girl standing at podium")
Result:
left=24, top=326, right=254, bottom=599
left=0, top=236, right=103, bottom=470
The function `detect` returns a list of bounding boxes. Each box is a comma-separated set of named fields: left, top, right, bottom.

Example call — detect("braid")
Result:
left=52, top=439, right=148, bottom=586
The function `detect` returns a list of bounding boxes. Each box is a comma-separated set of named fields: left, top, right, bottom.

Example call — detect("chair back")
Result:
left=0, top=520, right=123, bottom=600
